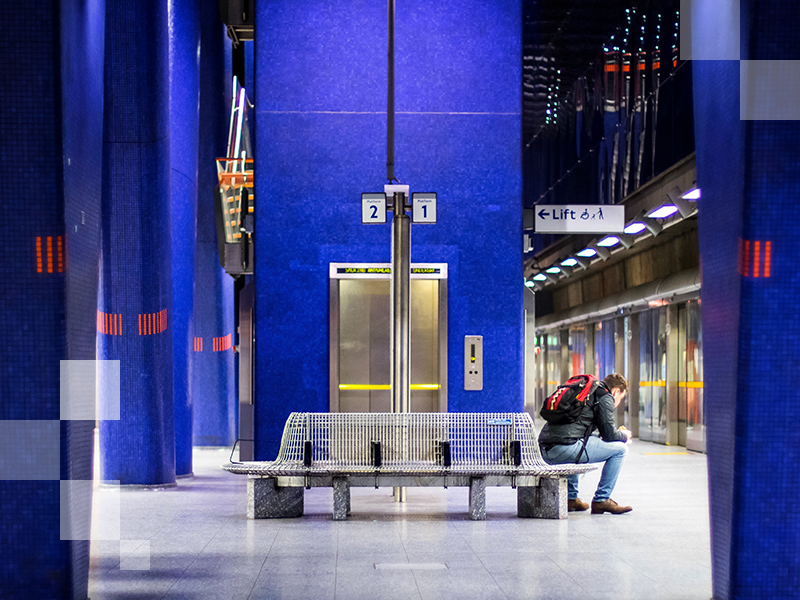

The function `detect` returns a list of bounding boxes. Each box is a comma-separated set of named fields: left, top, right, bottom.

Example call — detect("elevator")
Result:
left=329, top=263, right=447, bottom=413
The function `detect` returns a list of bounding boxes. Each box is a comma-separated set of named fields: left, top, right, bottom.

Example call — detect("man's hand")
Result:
left=619, top=426, right=632, bottom=443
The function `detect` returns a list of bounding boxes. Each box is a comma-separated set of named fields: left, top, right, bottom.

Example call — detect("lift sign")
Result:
left=534, top=204, right=623, bottom=234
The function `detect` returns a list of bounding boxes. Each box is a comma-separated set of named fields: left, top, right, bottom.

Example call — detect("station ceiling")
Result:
left=522, top=0, right=635, bottom=139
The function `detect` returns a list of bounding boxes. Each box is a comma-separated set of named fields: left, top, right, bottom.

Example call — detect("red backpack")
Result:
left=540, top=374, right=599, bottom=425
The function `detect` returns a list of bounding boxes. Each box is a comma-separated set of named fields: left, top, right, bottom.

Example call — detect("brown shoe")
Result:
left=568, top=498, right=589, bottom=512
left=591, top=499, right=632, bottom=514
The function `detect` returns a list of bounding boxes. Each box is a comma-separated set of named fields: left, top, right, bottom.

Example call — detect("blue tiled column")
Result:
left=169, top=0, right=200, bottom=476
left=98, top=0, right=175, bottom=485
left=0, top=1, right=104, bottom=597
left=192, top=0, right=236, bottom=448
left=694, top=2, right=800, bottom=598
left=254, top=1, right=522, bottom=459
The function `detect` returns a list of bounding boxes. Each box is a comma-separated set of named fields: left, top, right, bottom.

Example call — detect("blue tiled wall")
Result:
left=695, top=1, right=800, bottom=597
left=98, top=0, right=175, bottom=485
left=254, top=1, right=522, bottom=458
left=694, top=58, right=742, bottom=600
left=192, top=0, right=236, bottom=447
left=170, top=0, right=201, bottom=475
left=0, top=0, right=104, bottom=597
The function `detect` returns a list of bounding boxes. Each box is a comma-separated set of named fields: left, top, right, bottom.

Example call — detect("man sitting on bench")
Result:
left=539, top=373, right=633, bottom=515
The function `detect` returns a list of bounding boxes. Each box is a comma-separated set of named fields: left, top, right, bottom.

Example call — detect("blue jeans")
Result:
left=542, top=436, right=628, bottom=502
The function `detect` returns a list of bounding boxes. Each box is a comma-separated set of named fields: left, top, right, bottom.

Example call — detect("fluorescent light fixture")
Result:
left=533, top=273, right=547, bottom=281
left=574, top=256, right=592, bottom=270
left=666, top=186, right=698, bottom=218
left=624, top=222, right=647, bottom=235
left=525, top=280, right=535, bottom=288
left=630, top=209, right=663, bottom=236
left=560, top=258, right=578, bottom=267
left=597, top=236, right=620, bottom=247
left=682, top=187, right=701, bottom=201
left=616, top=232, right=635, bottom=249
left=546, top=266, right=561, bottom=274
left=594, top=245, right=611, bottom=260
left=647, top=205, right=679, bottom=219
left=577, top=248, right=597, bottom=258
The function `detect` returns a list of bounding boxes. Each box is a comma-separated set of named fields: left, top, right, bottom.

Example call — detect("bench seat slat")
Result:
left=226, top=462, right=597, bottom=476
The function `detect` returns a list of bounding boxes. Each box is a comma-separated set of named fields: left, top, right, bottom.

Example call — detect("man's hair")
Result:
left=602, top=373, right=628, bottom=393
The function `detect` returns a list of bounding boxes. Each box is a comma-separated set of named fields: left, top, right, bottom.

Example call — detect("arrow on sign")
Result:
left=538, top=209, right=550, bottom=219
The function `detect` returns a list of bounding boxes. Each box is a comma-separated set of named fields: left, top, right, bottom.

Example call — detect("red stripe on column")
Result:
left=743, top=240, right=750, bottom=276
left=764, top=241, right=772, bottom=277
left=46, top=237, right=53, bottom=273
left=57, top=236, right=63, bottom=272
left=139, top=314, right=142, bottom=335
left=753, top=241, right=761, bottom=278
left=36, top=237, right=43, bottom=273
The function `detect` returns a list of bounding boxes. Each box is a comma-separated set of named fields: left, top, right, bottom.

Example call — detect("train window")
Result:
left=639, top=306, right=668, bottom=443
left=680, top=300, right=705, bottom=452
left=545, top=333, right=560, bottom=396
left=569, top=327, right=586, bottom=376
left=594, top=318, right=615, bottom=378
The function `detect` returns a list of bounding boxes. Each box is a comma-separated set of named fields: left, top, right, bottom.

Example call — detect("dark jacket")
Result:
left=538, top=381, right=628, bottom=447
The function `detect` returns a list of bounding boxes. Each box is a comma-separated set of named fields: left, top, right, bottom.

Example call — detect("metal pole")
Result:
left=390, top=192, right=410, bottom=503
left=387, top=0, right=395, bottom=182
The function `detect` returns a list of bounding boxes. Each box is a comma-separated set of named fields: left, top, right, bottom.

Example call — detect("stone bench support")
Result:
left=247, top=476, right=304, bottom=519
left=517, top=477, right=567, bottom=519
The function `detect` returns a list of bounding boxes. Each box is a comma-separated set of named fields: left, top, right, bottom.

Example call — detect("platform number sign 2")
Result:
left=362, top=193, right=387, bottom=224
left=412, top=193, right=437, bottom=223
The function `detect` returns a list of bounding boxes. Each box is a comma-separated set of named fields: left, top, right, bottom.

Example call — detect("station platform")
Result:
left=88, top=439, right=712, bottom=600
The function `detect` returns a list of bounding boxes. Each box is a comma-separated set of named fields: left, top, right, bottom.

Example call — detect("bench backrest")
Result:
left=275, top=412, right=548, bottom=469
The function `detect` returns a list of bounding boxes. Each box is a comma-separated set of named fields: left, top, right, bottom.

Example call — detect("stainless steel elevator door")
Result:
left=337, top=279, right=441, bottom=413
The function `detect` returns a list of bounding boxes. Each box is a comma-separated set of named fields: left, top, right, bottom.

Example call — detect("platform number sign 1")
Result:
left=412, top=193, right=437, bottom=223
left=362, top=193, right=387, bottom=224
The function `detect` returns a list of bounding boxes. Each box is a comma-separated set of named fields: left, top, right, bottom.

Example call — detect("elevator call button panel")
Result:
left=464, top=335, right=483, bottom=391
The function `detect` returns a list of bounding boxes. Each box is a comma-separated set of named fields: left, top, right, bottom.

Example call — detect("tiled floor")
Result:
left=88, top=439, right=712, bottom=599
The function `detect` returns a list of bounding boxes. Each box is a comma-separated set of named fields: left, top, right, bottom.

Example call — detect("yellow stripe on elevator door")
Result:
left=339, top=384, right=441, bottom=391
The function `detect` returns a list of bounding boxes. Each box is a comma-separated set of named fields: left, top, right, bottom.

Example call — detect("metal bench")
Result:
left=223, top=412, right=598, bottom=521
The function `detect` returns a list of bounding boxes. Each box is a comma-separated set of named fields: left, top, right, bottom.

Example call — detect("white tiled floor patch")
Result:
left=89, top=441, right=712, bottom=599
